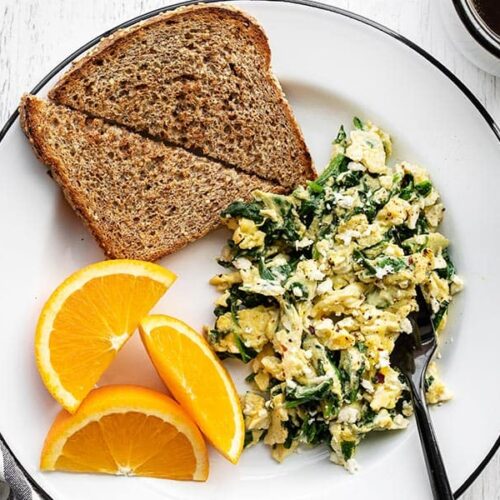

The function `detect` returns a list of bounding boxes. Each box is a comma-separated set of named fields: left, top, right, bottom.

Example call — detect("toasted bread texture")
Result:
left=20, top=95, right=284, bottom=261
left=48, top=4, right=314, bottom=188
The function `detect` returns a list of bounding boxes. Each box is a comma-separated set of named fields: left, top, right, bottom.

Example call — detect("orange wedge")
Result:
left=35, top=260, right=176, bottom=413
left=139, top=315, right=244, bottom=464
left=40, top=385, right=209, bottom=481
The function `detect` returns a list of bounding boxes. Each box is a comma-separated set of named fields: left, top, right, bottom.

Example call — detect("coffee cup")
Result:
left=439, top=0, right=500, bottom=76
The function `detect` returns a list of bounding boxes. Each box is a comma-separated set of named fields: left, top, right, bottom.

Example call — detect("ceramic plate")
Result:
left=1, top=1, right=499, bottom=498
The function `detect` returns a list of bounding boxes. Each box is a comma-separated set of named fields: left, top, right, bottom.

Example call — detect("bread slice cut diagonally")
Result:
left=48, top=4, right=314, bottom=189
left=20, top=95, right=284, bottom=261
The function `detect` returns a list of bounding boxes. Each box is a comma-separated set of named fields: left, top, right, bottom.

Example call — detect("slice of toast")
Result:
left=20, top=95, right=284, bottom=261
left=48, top=4, right=314, bottom=189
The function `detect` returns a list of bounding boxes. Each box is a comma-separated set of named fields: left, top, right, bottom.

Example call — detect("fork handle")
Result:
left=410, top=379, right=454, bottom=499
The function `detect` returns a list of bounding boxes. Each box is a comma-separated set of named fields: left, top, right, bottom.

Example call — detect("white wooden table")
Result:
left=0, top=1, right=498, bottom=498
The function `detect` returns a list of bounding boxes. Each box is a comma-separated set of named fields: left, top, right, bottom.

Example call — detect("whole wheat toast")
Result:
left=20, top=95, right=284, bottom=261
left=48, top=4, right=314, bottom=188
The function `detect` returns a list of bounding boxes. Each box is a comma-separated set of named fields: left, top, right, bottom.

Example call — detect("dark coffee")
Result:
left=471, top=0, right=500, bottom=37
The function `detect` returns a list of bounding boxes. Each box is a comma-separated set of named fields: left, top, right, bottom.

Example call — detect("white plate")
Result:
left=1, top=1, right=499, bottom=499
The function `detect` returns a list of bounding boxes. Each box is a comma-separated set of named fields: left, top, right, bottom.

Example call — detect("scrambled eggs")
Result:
left=208, top=118, right=463, bottom=471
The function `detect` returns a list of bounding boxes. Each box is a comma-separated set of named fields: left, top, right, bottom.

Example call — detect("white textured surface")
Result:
left=0, top=1, right=498, bottom=499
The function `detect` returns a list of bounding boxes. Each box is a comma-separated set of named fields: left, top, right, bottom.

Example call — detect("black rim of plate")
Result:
left=0, top=0, right=499, bottom=498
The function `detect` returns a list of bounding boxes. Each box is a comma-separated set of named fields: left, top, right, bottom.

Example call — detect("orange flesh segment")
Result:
left=140, top=315, right=244, bottom=463
left=40, top=385, right=208, bottom=481
left=35, top=260, right=176, bottom=413
left=49, top=275, right=167, bottom=404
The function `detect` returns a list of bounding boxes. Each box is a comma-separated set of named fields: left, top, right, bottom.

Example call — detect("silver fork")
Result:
left=390, top=287, right=454, bottom=499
